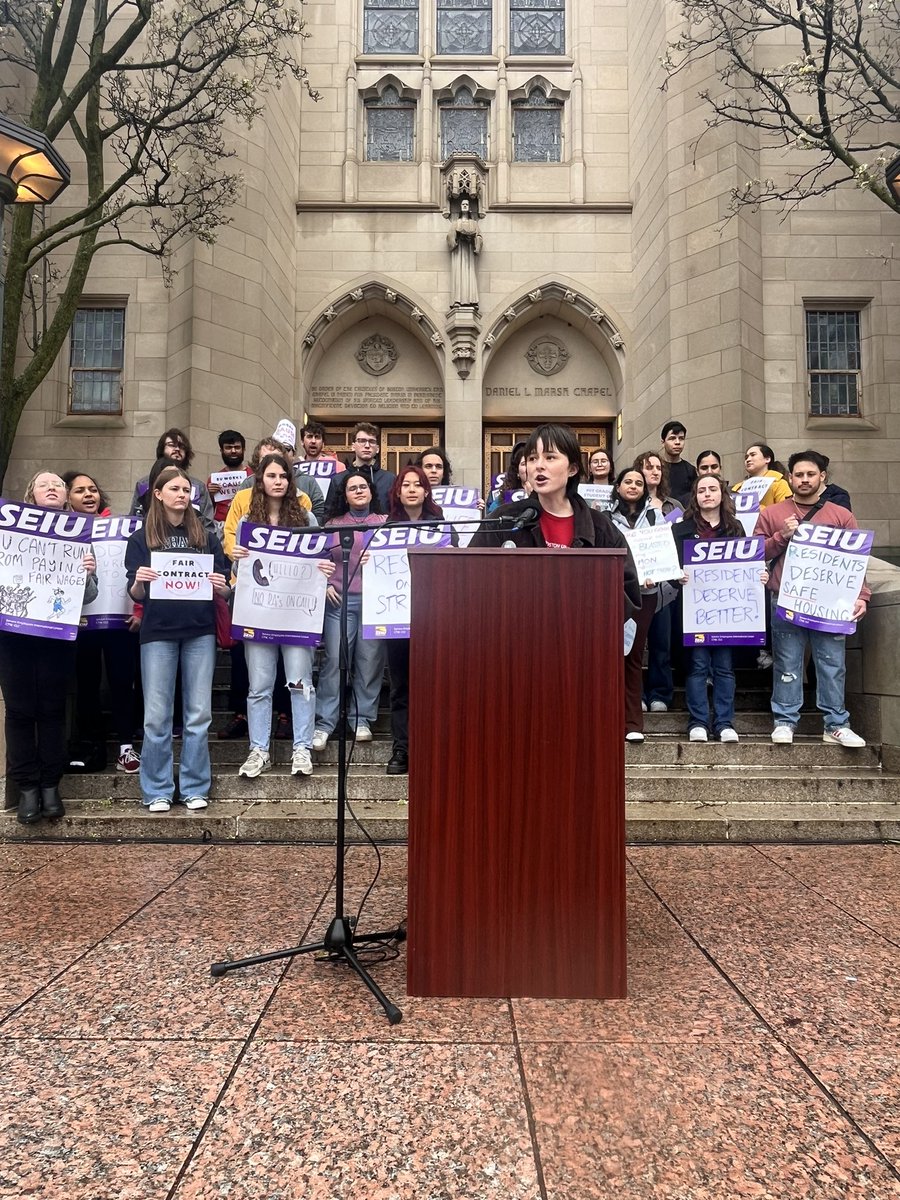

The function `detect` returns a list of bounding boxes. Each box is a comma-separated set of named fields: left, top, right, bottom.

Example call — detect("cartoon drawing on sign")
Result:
left=49, top=588, right=73, bottom=620
left=0, top=578, right=37, bottom=617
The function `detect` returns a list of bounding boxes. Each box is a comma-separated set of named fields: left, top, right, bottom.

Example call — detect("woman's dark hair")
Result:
left=683, top=474, right=743, bottom=536
left=500, top=442, right=528, bottom=493
left=695, top=449, right=722, bottom=470
left=523, top=423, right=584, bottom=498
left=62, top=469, right=111, bottom=513
left=248, top=454, right=309, bottom=528
left=155, top=427, right=194, bottom=472
left=612, top=466, right=648, bottom=515
left=145, top=466, right=207, bottom=550
left=414, top=446, right=453, bottom=485
left=324, top=469, right=383, bottom=521
left=388, top=466, right=443, bottom=521
left=746, top=442, right=787, bottom=478
left=633, top=450, right=671, bottom=503
left=141, top=457, right=178, bottom=515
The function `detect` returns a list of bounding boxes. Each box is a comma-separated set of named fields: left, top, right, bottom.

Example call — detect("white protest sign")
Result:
left=210, top=470, right=247, bottom=503
left=296, top=459, right=341, bottom=501
left=81, top=515, right=141, bottom=629
left=362, top=525, right=452, bottom=638
left=682, top=537, right=766, bottom=646
left=232, top=521, right=330, bottom=645
left=0, top=502, right=91, bottom=640
left=735, top=476, right=775, bottom=504
left=578, top=484, right=614, bottom=511
left=733, top=492, right=761, bottom=537
left=621, top=524, right=681, bottom=584
left=432, top=486, right=481, bottom=546
left=776, top=524, right=873, bottom=635
left=149, top=552, right=213, bottom=600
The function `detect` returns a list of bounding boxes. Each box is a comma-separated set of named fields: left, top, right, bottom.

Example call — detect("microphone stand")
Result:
left=210, top=508, right=530, bottom=1025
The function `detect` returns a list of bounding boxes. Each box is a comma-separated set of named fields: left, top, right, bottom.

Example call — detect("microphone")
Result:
left=509, top=505, right=540, bottom=532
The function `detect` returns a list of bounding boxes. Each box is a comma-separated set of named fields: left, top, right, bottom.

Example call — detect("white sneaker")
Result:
left=625, top=731, right=644, bottom=743
left=238, top=748, right=271, bottom=778
left=771, top=725, right=794, bottom=745
left=719, top=727, right=739, bottom=743
left=354, top=723, right=373, bottom=742
left=757, top=650, right=774, bottom=669
left=147, top=798, right=171, bottom=813
left=824, top=727, right=866, bottom=749
left=312, top=729, right=329, bottom=751
left=184, top=796, right=208, bottom=811
left=689, top=726, right=708, bottom=742
left=641, top=700, right=648, bottom=713
left=650, top=700, right=668, bottom=713
left=291, top=747, right=313, bottom=776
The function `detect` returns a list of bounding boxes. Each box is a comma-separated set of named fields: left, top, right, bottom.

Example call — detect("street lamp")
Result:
left=0, top=113, right=70, bottom=211
left=887, top=154, right=900, bottom=207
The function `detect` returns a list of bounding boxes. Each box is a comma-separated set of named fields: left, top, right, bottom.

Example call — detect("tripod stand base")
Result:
left=211, top=916, right=405, bottom=1025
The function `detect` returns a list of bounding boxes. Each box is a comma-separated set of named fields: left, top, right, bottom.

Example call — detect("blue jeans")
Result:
left=315, top=594, right=386, bottom=733
left=246, top=641, right=315, bottom=752
left=644, top=604, right=674, bottom=706
left=770, top=598, right=849, bottom=731
left=685, top=645, right=735, bottom=735
left=140, top=635, right=215, bottom=804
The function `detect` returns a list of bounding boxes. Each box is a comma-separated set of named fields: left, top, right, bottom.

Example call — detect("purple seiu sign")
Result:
left=776, top=524, right=873, bottom=635
left=432, top=486, right=481, bottom=546
left=81, top=515, right=142, bottom=630
left=0, top=501, right=93, bottom=640
left=682, top=536, right=767, bottom=647
left=733, top=491, right=761, bottom=537
left=362, top=524, right=452, bottom=639
left=231, top=521, right=334, bottom=646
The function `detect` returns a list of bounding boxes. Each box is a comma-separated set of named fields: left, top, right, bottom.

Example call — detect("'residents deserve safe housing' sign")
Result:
left=776, top=524, right=873, bottom=635
left=682, top=537, right=766, bottom=646
left=362, top=525, right=452, bottom=639
left=231, top=521, right=331, bottom=645
left=0, top=502, right=92, bottom=639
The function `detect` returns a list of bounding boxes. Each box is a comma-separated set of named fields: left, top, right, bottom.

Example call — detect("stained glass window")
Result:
left=437, top=0, right=492, bottom=55
left=806, top=310, right=862, bottom=416
left=363, top=0, right=419, bottom=55
left=69, top=307, right=125, bottom=415
left=510, top=0, right=565, bottom=56
left=366, top=87, right=415, bottom=160
left=439, top=87, right=489, bottom=159
left=512, top=88, right=561, bottom=161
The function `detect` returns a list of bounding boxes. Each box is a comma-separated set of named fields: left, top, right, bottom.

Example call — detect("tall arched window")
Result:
left=509, top=0, right=565, bottom=56
left=363, top=0, right=419, bottom=54
left=437, top=0, right=492, bottom=55
left=366, top=86, right=416, bottom=160
left=439, top=87, right=489, bottom=159
left=512, top=88, right=562, bottom=161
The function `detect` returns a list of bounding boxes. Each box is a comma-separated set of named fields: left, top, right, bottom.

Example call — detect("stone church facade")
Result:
left=7, top=0, right=899, bottom=544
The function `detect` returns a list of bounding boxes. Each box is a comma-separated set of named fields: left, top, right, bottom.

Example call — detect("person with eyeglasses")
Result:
left=345, top=422, right=395, bottom=509
left=130, top=428, right=216, bottom=538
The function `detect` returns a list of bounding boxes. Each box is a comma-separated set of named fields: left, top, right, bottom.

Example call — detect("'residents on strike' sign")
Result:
left=362, top=525, right=452, bottom=639
left=776, top=524, right=873, bottom=635
left=682, top=537, right=767, bottom=646
left=231, top=521, right=332, bottom=645
left=0, top=501, right=93, bottom=640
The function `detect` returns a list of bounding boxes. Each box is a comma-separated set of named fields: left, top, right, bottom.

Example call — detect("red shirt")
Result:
left=539, top=510, right=575, bottom=548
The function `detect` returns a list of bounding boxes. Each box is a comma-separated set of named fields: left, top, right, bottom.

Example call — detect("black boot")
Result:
left=40, top=786, right=65, bottom=820
left=386, top=749, right=408, bottom=776
left=17, top=787, right=41, bottom=825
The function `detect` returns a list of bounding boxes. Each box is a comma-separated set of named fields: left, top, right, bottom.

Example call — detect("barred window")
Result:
left=512, top=88, right=561, bottom=161
left=69, top=307, right=125, bottom=415
left=366, top=87, right=415, bottom=160
left=440, top=87, right=489, bottom=160
left=363, top=0, right=419, bottom=54
left=806, top=310, right=861, bottom=417
left=437, top=0, right=492, bottom=55
left=510, top=0, right=565, bottom=56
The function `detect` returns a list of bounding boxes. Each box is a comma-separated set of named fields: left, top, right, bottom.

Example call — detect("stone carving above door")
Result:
left=525, top=335, right=569, bottom=376
left=356, top=334, right=398, bottom=376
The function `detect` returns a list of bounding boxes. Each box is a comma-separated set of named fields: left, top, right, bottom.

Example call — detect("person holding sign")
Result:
left=610, top=469, right=681, bottom=742
left=0, top=473, right=98, bottom=825
left=675, top=477, right=767, bottom=743
left=383, top=467, right=449, bottom=775
left=731, top=443, right=791, bottom=509
left=755, top=450, right=870, bottom=749
left=230, top=454, right=334, bottom=779
left=125, top=466, right=230, bottom=812
left=312, top=471, right=388, bottom=749
left=634, top=451, right=684, bottom=714
left=486, top=442, right=529, bottom=512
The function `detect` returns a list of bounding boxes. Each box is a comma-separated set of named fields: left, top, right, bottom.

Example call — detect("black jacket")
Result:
left=470, top=493, right=642, bottom=621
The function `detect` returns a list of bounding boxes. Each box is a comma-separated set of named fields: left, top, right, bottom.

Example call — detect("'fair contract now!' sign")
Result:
left=0, top=502, right=92, bottom=640
left=682, top=537, right=766, bottom=646
left=776, top=524, right=873, bottom=635
left=232, top=521, right=331, bottom=645
left=362, top=525, right=452, bottom=639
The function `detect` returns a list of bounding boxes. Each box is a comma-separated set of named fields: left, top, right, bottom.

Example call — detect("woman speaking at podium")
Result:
left=470, top=423, right=640, bottom=619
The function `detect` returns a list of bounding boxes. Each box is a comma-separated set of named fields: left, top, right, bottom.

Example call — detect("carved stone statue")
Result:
left=447, top=198, right=483, bottom=309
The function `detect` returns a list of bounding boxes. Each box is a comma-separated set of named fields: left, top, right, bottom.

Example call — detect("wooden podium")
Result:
left=406, top=548, right=627, bottom=999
